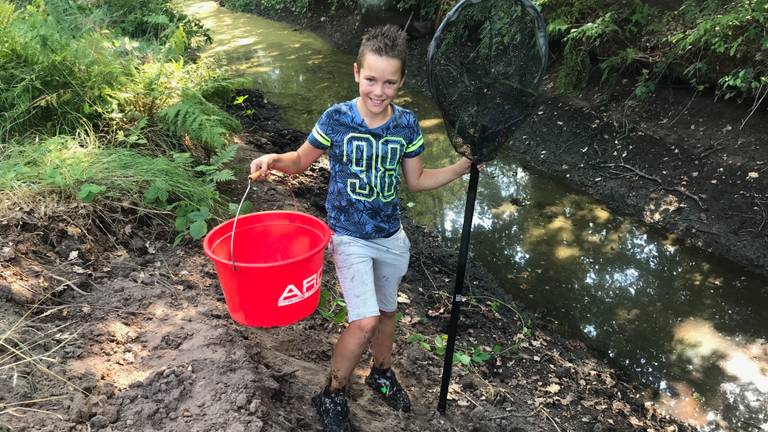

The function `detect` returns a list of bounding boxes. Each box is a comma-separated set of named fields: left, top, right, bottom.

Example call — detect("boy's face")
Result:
left=354, top=53, right=405, bottom=119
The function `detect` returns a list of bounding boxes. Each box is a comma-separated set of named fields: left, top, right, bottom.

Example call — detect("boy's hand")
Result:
left=456, top=156, right=484, bottom=176
left=456, top=156, right=473, bottom=175
left=249, top=154, right=276, bottom=181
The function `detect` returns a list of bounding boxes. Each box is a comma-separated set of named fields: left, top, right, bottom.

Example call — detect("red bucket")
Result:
left=203, top=211, right=331, bottom=327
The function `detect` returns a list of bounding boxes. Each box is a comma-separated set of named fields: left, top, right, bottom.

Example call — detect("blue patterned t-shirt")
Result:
left=306, top=98, right=425, bottom=239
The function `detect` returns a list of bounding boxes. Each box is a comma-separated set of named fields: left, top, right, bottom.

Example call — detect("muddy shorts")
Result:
left=330, top=228, right=410, bottom=322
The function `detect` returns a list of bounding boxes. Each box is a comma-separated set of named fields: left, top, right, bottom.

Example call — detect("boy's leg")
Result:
left=371, top=310, right=396, bottom=369
left=313, top=235, right=382, bottom=432
left=365, top=229, right=411, bottom=412
left=328, top=235, right=385, bottom=389
left=369, top=228, right=410, bottom=368
left=330, top=316, right=378, bottom=390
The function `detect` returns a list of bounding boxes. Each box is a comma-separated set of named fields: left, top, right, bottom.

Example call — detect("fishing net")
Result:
left=427, top=0, right=548, bottom=163
left=431, top=0, right=549, bottom=412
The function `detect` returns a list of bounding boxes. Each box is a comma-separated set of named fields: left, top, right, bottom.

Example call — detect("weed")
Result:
left=0, top=0, right=244, bottom=243
left=222, top=0, right=310, bottom=15
left=160, top=89, right=242, bottom=155
left=0, top=133, right=234, bottom=243
left=318, top=289, right=348, bottom=324
left=406, top=332, right=505, bottom=366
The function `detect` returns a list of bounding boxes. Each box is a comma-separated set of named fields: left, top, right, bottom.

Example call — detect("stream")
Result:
left=182, top=2, right=768, bottom=429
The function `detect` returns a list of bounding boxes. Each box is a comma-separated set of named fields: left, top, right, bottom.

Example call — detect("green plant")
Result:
left=170, top=146, right=237, bottom=243
left=406, top=332, right=497, bottom=366
left=542, top=0, right=768, bottom=104
left=318, top=290, right=348, bottom=324
left=0, top=134, right=235, bottom=244
left=0, top=0, right=131, bottom=137
left=0, top=0, right=247, bottom=245
left=394, top=0, right=439, bottom=23
left=556, top=12, right=620, bottom=93
left=95, top=0, right=212, bottom=51
left=519, top=319, right=532, bottom=339
left=220, top=0, right=257, bottom=12
left=223, top=0, right=310, bottom=14
left=406, top=333, right=433, bottom=351
left=160, top=89, right=242, bottom=154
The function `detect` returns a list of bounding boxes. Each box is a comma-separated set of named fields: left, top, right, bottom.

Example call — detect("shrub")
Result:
left=540, top=0, right=768, bottom=102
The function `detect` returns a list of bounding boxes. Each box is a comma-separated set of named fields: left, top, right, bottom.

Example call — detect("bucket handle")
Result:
left=230, top=178, right=253, bottom=272
left=229, top=173, right=299, bottom=272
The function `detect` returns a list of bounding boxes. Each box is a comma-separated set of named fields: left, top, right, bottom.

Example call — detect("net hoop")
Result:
left=427, top=0, right=549, bottom=96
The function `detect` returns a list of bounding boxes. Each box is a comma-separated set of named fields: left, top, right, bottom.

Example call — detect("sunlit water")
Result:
left=182, top=2, right=768, bottom=429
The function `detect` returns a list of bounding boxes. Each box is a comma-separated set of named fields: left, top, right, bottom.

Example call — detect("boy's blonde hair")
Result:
left=356, top=25, right=408, bottom=77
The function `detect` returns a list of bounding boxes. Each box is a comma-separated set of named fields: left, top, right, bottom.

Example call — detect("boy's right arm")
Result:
left=250, top=141, right=325, bottom=180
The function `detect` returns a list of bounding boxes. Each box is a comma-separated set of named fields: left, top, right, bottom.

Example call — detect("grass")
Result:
left=0, top=297, right=85, bottom=423
left=0, top=133, right=222, bottom=209
left=0, top=0, right=244, bottom=242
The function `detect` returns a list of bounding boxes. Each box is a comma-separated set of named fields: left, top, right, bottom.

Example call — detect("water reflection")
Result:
left=409, top=147, right=768, bottom=430
left=183, top=2, right=768, bottom=429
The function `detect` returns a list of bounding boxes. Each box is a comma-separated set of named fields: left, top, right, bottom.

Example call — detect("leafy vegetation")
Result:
left=0, top=0, right=245, bottom=242
left=406, top=332, right=504, bottom=366
left=318, top=289, right=349, bottom=324
left=540, top=0, right=768, bottom=103
left=220, top=0, right=310, bottom=15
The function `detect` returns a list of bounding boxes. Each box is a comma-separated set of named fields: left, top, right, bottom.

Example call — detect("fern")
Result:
left=193, top=144, right=238, bottom=183
left=207, top=169, right=235, bottom=183
left=159, top=89, right=242, bottom=153
left=209, top=143, right=238, bottom=167
left=165, top=25, right=187, bottom=59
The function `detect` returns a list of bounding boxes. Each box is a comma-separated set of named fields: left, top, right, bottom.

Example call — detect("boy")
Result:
left=249, top=25, right=472, bottom=432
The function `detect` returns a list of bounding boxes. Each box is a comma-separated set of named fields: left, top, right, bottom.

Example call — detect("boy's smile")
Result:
left=354, top=53, right=405, bottom=128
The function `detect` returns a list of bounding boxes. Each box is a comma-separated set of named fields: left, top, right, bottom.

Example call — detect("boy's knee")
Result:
left=349, top=316, right=380, bottom=339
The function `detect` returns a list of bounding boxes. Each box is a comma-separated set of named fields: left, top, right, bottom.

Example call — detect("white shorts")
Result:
left=330, top=228, right=411, bottom=322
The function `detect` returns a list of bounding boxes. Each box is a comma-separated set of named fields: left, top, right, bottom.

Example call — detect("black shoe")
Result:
left=312, top=386, right=353, bottom=432
left=365, top=367, right=411, bottom=412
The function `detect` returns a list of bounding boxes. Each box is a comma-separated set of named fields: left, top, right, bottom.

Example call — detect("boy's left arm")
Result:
left=401, top=155, right=473, bottom=192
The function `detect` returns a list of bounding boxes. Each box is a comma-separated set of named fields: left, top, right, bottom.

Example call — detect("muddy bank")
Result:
left=511, top=81, right=768, bottom=279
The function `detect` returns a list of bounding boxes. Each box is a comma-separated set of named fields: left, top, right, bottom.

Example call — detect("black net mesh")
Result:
left=427, top=0, right=548, bottom=163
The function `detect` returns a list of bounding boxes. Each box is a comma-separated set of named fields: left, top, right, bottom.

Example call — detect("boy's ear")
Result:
left=353, top=62, right=360, bottom=83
